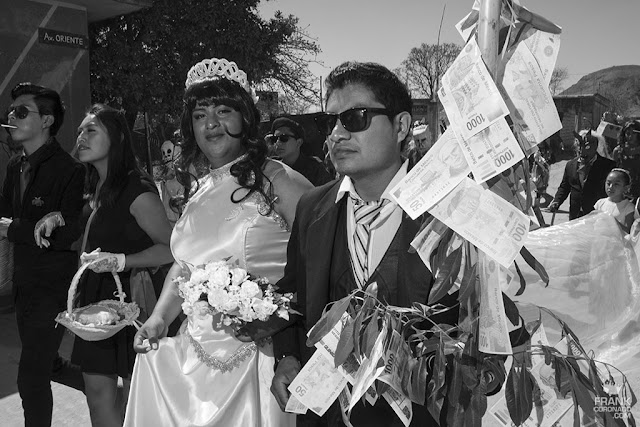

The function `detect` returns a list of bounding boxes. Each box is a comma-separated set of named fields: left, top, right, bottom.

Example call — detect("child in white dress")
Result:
left=594, top=168, right=636, bottom=232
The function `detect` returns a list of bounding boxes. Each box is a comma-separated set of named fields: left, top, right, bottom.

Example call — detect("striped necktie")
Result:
left=351, top=197, right=389, bottom=288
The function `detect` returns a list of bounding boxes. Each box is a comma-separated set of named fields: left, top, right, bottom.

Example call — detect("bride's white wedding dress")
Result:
left=124, top=157, right=295, bottom=426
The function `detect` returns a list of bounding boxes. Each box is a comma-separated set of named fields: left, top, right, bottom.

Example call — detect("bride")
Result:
left=124, top=58, right=313, bottom=426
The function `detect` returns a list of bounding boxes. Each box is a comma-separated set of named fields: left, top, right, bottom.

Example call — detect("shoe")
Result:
left=51, top=354, right=85, bottom=393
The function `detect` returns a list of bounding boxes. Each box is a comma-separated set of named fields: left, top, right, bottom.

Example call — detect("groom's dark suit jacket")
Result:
left=273, top=177, right=458, bottom=426
left=553, top=154, right=615, bottom=220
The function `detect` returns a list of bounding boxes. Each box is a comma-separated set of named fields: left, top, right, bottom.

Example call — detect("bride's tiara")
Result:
left=185, top=58, right=258, bottom=103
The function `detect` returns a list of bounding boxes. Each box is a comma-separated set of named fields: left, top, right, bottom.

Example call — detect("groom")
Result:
left=270, top=62, right=461, bottom=426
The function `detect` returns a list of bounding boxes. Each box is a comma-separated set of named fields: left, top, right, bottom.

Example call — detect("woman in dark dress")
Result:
left=41, top=104, right=174, bottom=426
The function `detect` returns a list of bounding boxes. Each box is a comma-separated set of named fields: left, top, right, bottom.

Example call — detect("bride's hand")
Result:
left=133, top=315, right=167, bottom=353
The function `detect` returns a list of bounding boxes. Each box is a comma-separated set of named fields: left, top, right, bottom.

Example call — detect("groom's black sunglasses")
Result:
left=314, top=107, right=393, bottom=136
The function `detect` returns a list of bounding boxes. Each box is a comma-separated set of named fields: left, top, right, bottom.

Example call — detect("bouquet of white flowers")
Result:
left=176, top=259, right=296, bottom=330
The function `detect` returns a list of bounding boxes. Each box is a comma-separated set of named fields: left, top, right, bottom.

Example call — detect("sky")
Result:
left=258, top=0, right=640, bottom=107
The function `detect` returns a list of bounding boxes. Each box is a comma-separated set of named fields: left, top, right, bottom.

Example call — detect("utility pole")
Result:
left=431, top=4, right=447, bottom=143
left=319, top=76, right=324, bottom=112
left=477, top=0, right=501, bottom=79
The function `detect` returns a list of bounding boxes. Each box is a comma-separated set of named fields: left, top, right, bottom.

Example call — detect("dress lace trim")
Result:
left=209, top=153, right=248, bottom=185
left=185, top=329, right=257, bottom=373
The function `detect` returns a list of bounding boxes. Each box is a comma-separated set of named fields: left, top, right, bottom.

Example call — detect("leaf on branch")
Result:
left=513, top=261, right=527, bottom=296
left=427, top=338, right=448, bottom=421
left=567, top=368, right=597, bottom=425
left=361, top=309, right=380, bottom=358
left=430, top=228, right=455, bottom=276
left=352, top=290, right=377, bottom=360
left=429, top=245, right=463, bottom=305
left=520, top=246, right=549, bottom=286
left=464, top=374, right=487, bottom=427
left=502, top=294, right=521, bottom=327
left=409, top=354, right=429, bottom=405
left=553, top=357, right=573, bottom=398
left=306, top=293, right=351, bottom=347
left=334, top=316, right=355, bottom=368
left=505, top=365, right=535, bottom=426
left=458, top=261, right=478, bottom=304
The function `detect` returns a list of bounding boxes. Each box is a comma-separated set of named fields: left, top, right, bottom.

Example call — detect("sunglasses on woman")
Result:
left=6, top=105, right=40, bottom=120
left=265, top=134, right=296, bottom=144
left=314, top=107, right=393, bottom=136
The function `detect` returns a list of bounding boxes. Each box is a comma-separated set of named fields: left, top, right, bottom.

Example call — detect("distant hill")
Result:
left=561, top=65, right=640, bottom=117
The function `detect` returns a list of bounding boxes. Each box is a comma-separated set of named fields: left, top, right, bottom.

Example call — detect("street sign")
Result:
left=38, top=28, right=89, bottom=50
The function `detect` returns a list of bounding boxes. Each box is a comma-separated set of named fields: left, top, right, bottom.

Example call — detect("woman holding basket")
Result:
left=124, top=57, right=312, bottom=426
left=36, top=104, right=174, bottom=426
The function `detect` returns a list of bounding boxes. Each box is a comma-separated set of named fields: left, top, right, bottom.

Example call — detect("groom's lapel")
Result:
left=304, top=183, right=343, bottom=328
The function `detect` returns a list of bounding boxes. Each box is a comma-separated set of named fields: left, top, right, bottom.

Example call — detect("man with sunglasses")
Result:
left=0, top=83, right=85, bottom=426
left=267, top=117, right=333, bottom=186
left=268, top=62, right=461, bottom=426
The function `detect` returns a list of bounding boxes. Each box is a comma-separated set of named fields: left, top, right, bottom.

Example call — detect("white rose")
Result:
left=252, top=298, right=277, bottom=321
left=181, top=301, right=194, bottom=316
left=189, top=268, right=209, bottom=285
left=222, top=295, right=239, bottom=312
left=240, top=280, right=262, bottom=299
left=238, top=305, right=256, bottom=322
left=228, top=284, right=241, bottom=295
left=230, top=268, right=249, bottom=287
left=208, top=266, right=231, bottom=288
left=207, top=289, right=229, bottom=312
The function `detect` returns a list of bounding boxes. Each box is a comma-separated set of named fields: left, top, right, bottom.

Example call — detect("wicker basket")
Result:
left=55, top=262, right=140, bottom=342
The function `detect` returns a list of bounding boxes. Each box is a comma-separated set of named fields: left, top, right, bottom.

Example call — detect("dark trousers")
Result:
left=15, top=286, right=66, bottom=427
left=297, top=397, right=441, bottom=427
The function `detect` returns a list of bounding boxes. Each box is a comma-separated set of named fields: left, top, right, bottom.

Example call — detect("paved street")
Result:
left=0, top=161, right=571, bottom=426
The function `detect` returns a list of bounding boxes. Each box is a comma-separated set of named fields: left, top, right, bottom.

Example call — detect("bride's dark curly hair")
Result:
left=175, top=77, right=274, bottom=213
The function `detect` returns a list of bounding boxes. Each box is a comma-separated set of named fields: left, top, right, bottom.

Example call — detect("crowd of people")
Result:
left=1, top=54, right=639, bottom=427
left=548, top=126, right=640, bottom=233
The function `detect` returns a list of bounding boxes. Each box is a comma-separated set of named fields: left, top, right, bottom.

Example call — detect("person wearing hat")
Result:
left=267, top=117, right=333, bottom=186
left=404, top=123, right=432, bottom=165
left=549, top=129, right=616, bottom=220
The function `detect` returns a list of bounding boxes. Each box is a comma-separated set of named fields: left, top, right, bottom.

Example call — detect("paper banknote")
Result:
left=454, top=117, right=524, bottom=184
left=378, top=329, right=412, bottom=396
left=428, top=177, right=529, bottom=267
left=410, top=217, right=450, bottom=274
left=349, top=327, right=387, bottom=411
left=288, top=350, right=348, bottom=416
left=500, top=41, right=562, bottom=150
left=391, top=128, right=471, bottom=219
left=478, top=252, right=513, bottom=355
left=529, top=321, right=550, bottom=367
left=284, top=395, right=308, bottom=414
left=439, top=38, right=509, bottom=140
left=522, top=28, right=561, bottom=86
left=313, top=313, right=379, bottom=405
left=382, top=387, right=413, bottom=427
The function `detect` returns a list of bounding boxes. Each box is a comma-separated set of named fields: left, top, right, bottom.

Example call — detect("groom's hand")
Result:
left=271, top=356, right=301, bottom=411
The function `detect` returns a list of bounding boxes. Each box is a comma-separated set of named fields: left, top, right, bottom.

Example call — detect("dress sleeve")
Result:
left=120, top=172, right=159, bottom=209
left=594, top=198, right=605, bottom=211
